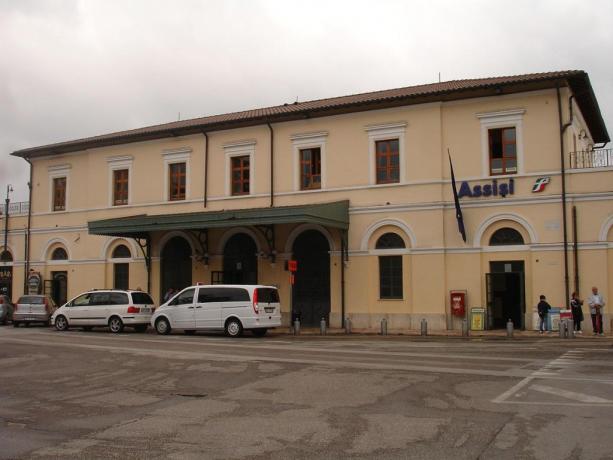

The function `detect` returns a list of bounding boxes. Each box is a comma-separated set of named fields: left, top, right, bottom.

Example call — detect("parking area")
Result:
left=1, top=326, right=612, bottom=459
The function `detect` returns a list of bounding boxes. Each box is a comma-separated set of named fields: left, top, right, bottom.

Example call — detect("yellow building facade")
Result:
left=2, top=70, right=612, bottom=331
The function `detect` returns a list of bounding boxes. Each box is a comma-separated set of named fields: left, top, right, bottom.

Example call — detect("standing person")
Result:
left=163, top=287, right=176, bottom=303
left=570, top=292, right=584, bottom=334
left=537, top=294, right=551, bottom=334
left=587, top=286, right=606, bottom=336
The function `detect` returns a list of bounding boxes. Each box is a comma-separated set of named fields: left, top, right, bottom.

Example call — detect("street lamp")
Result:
left=3, top=184, right=13, bottom=260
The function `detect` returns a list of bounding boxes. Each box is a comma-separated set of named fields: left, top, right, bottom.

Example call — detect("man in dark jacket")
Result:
left=537, top=294, right=552, bottom=334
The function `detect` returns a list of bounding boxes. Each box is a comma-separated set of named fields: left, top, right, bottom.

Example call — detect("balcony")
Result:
left=569, top=149, right=613, bottom=169
left=0, top=201, right=30, bottom=216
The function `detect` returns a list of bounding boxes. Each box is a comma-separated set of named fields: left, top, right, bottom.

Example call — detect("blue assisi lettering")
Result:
left=458, top=178, right=514, bottom=199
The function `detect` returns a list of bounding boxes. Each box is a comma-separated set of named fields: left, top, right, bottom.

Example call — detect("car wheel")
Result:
left=108, top=316, right=124, bottom=333
left=252, top=328, right=268, bottom=337
left=184, top=329, right=196, bottom=336
left=134, top=325, right=148, bottom=333
left=55, top=315, right=69, bottom=331
left=155, top=317, right=171, bottom=335
left=224, top=318, right=243, bottom=338
left=13, top=321, right=20, bottom=328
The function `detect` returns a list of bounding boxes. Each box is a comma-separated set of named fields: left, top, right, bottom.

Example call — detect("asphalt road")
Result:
left=1, top=326, right=612, bottom=459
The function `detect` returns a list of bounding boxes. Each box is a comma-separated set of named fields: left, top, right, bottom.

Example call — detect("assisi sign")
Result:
left=458, top=178, right=515, bottom=199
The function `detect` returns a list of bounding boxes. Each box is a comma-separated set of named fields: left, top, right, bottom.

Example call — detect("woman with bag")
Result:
left=570, top=292, right=584, bottom=334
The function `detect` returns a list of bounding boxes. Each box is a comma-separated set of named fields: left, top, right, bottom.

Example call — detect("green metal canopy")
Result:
left=88, top=200, right=349, bottom=237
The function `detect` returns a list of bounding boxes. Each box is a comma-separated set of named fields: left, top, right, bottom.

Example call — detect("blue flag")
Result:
left=448, top=150, right=466, bottom=243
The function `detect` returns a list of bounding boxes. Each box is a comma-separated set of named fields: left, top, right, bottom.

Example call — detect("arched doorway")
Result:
left=292, top=230, right=330, bottom=327
left=161, top=236, right=192, bottom=298
left=223, top=233, right=258, bottom=284
left=0, top=250, right=13, bottom=299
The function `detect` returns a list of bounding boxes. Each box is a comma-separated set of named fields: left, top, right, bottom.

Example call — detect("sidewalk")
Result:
left=268, top=327, right=611, bottom=339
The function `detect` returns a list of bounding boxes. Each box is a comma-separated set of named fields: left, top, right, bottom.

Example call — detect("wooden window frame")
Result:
left=488, top=127, right=517, bottom=176
left=375, top=139, right=400, bottom=185
left=379, top=255, right=403, bottom=299
left=168, top=162, right=186, bottom=201
left=113, top=169, right=129, bottom=206
left=53, top=177, right=66, bottom=212
left=299, top=147, right=322, bottom=190
left=231, top=155, right=250, bottom=196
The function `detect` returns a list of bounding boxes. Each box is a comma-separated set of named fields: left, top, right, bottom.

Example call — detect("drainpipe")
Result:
left=572, top=205, right=579, bottom=295
left=202, top=131, right=209, bottom=208
left=341, top=232, right=346, bottom=328
left=267, top=123, right=274, bottom=207
left=556, top=86, right=573, bottom=309
left=23, top=157, right=33, bottom=293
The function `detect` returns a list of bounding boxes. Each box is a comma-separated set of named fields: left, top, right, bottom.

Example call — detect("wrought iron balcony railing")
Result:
left=0, top=201, right=30, bottom=216
left=569, top=149, right=613, bottom=169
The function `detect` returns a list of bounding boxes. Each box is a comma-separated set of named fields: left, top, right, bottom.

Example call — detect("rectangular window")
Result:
left=379, top=255, right=403, bottom=299
left=169, top=162, right=186, bottom=201
left=300, top=147, right=321, bottom=190
left=53, top=177, right=66, bottom=211
left=113, top=263, right=129, bottom=290
left=113, top=169, right=129, bottom=205
left=375, top=139, right=400, bottom=184
left=489, top=127, right=517, bottom=175
left=231, top=156, right=250, bottom=196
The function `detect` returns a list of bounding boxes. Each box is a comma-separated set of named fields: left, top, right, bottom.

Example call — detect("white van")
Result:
left=151, top=285, right=281, bottom=337
left=51, top=289, right=155, bottom=333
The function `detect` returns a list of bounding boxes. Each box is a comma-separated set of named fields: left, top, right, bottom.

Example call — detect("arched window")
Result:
left=112, top=244, right=131, bottom=258
left=376, top=232, right=404, bottom=299
left=51, top=247, right=68, bottom=260
left=0, top=250, right=12, bottom=262
left=376, top=233, right=406, bottom=249
left=489, top=228, right=524, bottom=246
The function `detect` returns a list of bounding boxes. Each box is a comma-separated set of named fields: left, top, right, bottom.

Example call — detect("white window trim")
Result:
left=477, top=109, right=525, bottom=177
left=365, top=122, right=407, bottom=185
left=107, top=156, right=133, bottom=207
left=223, top=140, right=256, bottom=197
left=162, top=148, right=191, bottom=201
left=48, top=164, right=71, bottom=213
left=291, top=132, right=328, bottom=191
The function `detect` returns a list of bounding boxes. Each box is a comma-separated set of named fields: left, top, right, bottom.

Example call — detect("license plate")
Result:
left=264, top=307, right=274, bottom=313
left=140, top=307, right=151, bottom=313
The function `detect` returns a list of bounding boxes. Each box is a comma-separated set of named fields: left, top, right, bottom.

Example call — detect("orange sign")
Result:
left=288, top=260, right=298, bottom=272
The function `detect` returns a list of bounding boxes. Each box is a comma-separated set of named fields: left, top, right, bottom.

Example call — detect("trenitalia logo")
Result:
left=532, top=177, right=550, bottom=193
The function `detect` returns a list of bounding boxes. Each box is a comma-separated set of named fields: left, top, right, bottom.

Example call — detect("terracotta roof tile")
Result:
left=11, top=70, right=609, bottom=157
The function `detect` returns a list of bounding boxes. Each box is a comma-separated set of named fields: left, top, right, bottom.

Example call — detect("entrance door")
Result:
left=486, top=261, right=525, bottom=329
left=0, top=266, right=13, bottom=299
left=51, top=271, right=68, bottom=306
left=291, top=230, right=330, bottom=327
left=223, top=234, right=258, bottom=284
left=161, top=237, right=192, bottom=299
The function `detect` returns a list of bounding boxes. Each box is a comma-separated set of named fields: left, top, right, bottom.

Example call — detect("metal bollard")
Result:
left=420, top=318, right=428, bottom=336
left=506, top=319, right=514, bottom=338
left=320, top=317, right=327, bottom=336
left=345, top=317, right=352, bottom=334
left=558, top=320, right=566, bottom=338
left=293, top=319, right=300, bottom=336
left=462, top=319, right=469, bottom=337
left=381, top=318, right=388, bottom=336
left=567, top=319, right=575, bottom=338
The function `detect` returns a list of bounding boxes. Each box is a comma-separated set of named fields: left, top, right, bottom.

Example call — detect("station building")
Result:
left=2, top=70, right=612, bottom=331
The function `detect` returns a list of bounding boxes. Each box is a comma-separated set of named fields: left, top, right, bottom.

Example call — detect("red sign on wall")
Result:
left=288, top=260, right=298, bottom=272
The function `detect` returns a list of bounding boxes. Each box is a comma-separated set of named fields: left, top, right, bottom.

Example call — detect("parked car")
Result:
left=0, top=295, right=14, bottom=325
left=51, top=289, right=155, bottom=333
left=151, top=284, right=281, bottom=337
left=12, top=295, right=57, bottom=327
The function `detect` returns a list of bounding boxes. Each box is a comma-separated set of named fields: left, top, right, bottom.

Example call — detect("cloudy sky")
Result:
left=1, top=0, right=612, bottom=201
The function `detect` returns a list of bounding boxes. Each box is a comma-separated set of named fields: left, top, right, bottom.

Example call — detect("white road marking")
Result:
left=530, top=384, right=612, bottom=403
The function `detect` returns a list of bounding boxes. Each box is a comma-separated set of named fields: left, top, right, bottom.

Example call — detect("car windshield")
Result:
left=17, top=296, right=45, bottom=304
